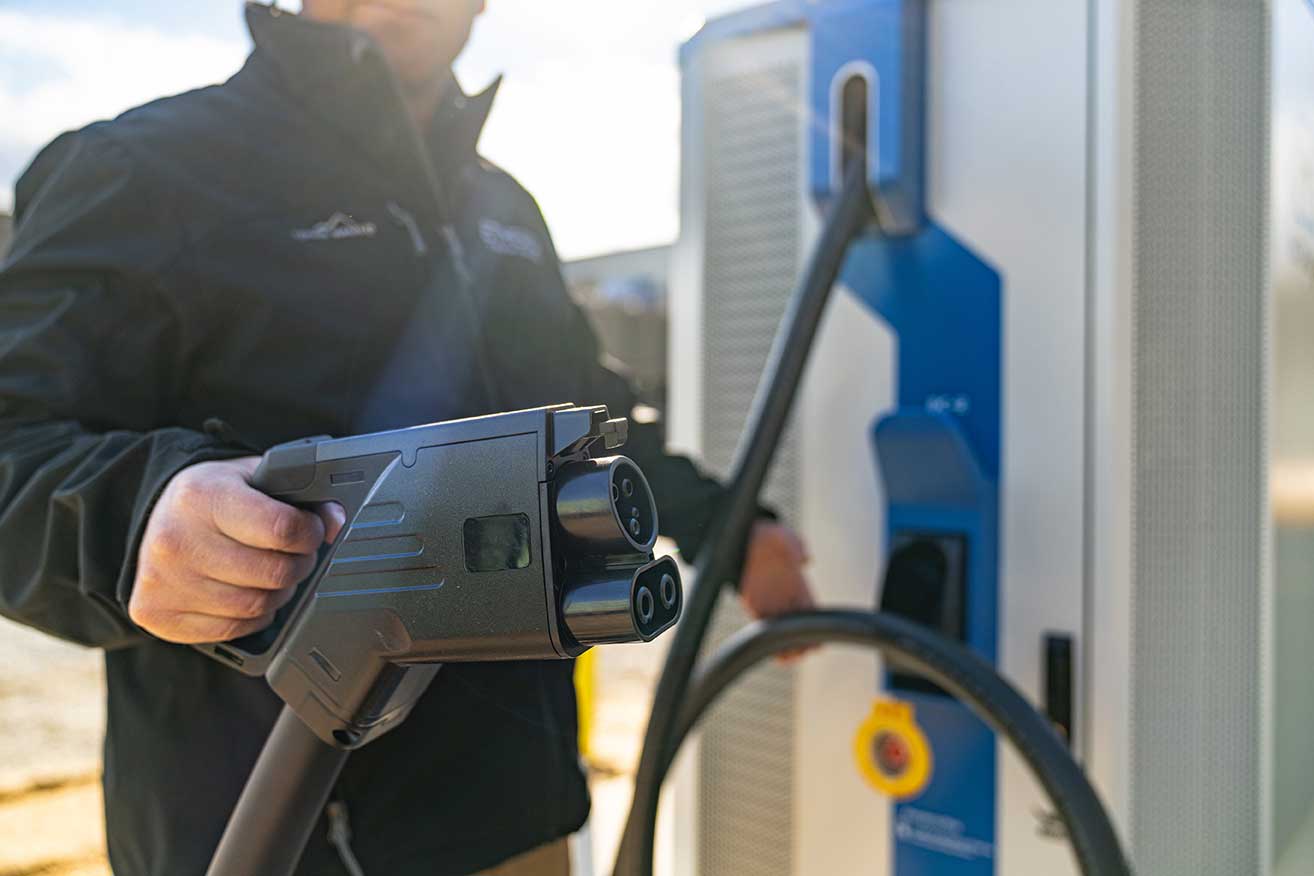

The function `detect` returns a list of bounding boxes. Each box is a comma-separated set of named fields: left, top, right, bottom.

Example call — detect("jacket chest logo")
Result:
left=479, top=219, right=543, bottom=263
left=292, top=213, right=379, bottom=241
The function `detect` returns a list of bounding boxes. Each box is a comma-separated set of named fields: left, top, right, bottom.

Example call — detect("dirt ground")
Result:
left=0, top=617, right=660, bottom=876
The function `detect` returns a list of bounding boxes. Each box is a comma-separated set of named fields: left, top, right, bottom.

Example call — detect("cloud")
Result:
left=0, top=9, right=247, bottom=211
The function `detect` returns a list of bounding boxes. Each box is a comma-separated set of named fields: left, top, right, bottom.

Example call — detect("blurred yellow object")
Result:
left=853, top=698, right=933, bottom=800
left=575, top=648, right=597, bottom=758
left=1272, top=460, right=1314, bottom=526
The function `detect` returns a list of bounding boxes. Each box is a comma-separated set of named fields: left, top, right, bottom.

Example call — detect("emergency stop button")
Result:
left=875, top=731, right=912, bottom=776
left=854, top=699, right=932, bottom=800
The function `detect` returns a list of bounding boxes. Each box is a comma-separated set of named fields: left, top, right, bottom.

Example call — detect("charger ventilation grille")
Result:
left=696, top=54, right=805, bottom=876
left=1130, top=2, right=1269, bottom=873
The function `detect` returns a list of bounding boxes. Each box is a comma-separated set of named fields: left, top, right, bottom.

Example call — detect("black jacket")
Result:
left=0, top=6, right=729, bottom=874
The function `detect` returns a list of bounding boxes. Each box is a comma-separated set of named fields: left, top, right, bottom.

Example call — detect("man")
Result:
left=0, top=2, right=813, bottom=874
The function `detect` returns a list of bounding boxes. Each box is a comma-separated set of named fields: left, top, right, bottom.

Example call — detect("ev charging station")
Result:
left=662, top=1, right=1314, bottom=874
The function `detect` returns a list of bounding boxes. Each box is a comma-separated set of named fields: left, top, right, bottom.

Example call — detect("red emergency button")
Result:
left=875, top=731, right=911, bottom=777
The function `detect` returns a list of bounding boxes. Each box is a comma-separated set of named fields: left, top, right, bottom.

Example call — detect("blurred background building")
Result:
left=0, top=213, right=11, bottom=256
left=564, top=245, right=670, bottom=410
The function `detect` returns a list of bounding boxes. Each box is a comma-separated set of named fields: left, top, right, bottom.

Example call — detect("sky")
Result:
left=0, top=0, right=750, bottom=259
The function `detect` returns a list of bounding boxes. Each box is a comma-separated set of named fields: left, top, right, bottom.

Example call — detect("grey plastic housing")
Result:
left=193, top=404, right=682, bottom=748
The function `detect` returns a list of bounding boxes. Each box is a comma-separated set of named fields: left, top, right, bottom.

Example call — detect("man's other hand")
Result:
left=129, top=457, right=346, bottom=644
left=739, top=520, right=815, bottom=621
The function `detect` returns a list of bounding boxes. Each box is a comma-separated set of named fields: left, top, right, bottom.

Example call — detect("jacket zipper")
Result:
left=369, top=55, right=501, bottom=411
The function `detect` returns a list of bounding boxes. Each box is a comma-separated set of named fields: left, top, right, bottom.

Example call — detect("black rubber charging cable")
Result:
left=614, top=159, right=877, bottom=876
left=623, top=610, right=1133, bottom=876
left=613, top=161, right=1133, bottom=875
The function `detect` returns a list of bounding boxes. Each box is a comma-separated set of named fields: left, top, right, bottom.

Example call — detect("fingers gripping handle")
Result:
left=249, top=438, right=400, bottom=520
left=194, top=438, right=402, bottom=677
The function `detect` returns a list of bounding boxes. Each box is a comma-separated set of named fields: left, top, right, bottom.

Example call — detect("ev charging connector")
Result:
left=200, top=404, right=683, bottom=875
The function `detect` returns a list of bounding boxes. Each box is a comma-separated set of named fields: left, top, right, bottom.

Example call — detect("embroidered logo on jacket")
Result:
left=479, top=219, right=543, bottom=263
left=292, top=213, right=378, bottom=241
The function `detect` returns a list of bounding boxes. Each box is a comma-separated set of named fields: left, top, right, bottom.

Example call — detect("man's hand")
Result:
left=739, top=520, right=815, bottom=621
left=129, top=457, right=346, bottom=644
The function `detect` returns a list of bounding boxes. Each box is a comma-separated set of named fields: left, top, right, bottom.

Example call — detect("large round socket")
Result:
left=560, top=556, right=683, bottom=647
left=553, top=456, right=658, bottom=554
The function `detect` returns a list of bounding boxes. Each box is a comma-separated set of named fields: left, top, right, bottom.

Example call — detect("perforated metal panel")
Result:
left=696, top=50, right=804, bottom=876
left=1131, top=3, right=1269, bottom=874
